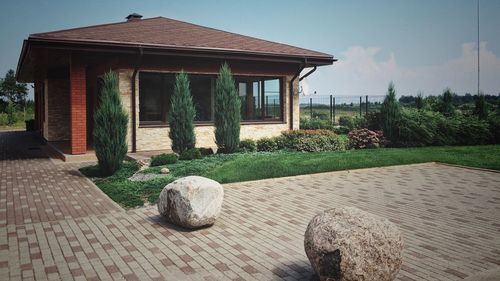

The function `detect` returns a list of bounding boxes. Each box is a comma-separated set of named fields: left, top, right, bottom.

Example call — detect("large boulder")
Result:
left=158, top=176, right=223, bottom=229
left=304, top=207, right=403, bottom=281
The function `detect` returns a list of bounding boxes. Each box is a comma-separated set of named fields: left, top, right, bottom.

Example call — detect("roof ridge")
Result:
left=157, top=16, right=333, bottom=58
left=30, top=16, right=163, bottom=38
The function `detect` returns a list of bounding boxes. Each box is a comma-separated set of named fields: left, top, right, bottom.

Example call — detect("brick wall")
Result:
left=69, top=62, right=87, bottom=154
left=46, top=78, right=70, bottom=141
left=117, top=68, right=299, bottom=152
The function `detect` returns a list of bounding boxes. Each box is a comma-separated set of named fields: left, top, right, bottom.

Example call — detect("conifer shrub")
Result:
left=214, top=63, right=241, bottom=153
left=474, top=93, right=488, bottom=120
left=380, top=82, right=401, bottom=142
left=169, top=71, right=196, bottom=153
left=93, top=71, right=128, bottom=176
left=439, top=88, right=455, bottom=117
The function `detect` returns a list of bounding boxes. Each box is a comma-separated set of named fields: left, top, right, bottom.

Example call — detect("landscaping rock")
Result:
left=160, top=167, right=170, bottom=174
left=158, top=176, right=223, bottom=229
left=304, top=207, right=403, bottom=281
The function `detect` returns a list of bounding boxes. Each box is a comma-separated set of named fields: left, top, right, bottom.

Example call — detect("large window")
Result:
left=139, top=72, right=213, bottom=125
left=139, top=72, right=282, bottom=126
left=236, top=77, right=282, bottom=121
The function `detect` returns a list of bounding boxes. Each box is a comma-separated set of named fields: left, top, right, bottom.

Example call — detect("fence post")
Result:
left=310, top=98, right=313, bottom=119
left=329, top=95, right=333, bottom=123
left=359, top=96, right=362, bottom=117
left=365, top=95, right=369, bottom=115
left=333, top=97, right=336, bottom=124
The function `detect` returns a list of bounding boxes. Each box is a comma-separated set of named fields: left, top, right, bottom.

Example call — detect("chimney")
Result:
left=126, top=13, right=143, bottom=22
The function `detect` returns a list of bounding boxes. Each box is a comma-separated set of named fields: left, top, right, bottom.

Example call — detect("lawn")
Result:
left=80, top=145, right=500, bottom=208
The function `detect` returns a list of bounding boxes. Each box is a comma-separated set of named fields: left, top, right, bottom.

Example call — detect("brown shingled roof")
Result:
left=30, top=16, right=333, bottom=60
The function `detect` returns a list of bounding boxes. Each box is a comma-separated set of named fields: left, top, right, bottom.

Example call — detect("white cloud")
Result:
left=307, top=42, right=500, bottom=96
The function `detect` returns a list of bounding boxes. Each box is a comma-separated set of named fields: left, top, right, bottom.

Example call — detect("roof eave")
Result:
left=26, top=37, right=335, bottom=66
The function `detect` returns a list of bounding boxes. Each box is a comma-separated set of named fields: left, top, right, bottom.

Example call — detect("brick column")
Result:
left=70, top=60, right=87, bottom=154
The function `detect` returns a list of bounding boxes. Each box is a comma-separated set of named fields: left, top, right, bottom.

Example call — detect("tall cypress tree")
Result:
left=380, top=82, right=400, bottom=143
left=169, top=71, right=196, bottom=153
left=93, top=71, right=128, bottom=176
left=473, top=92, right=488, bottom=120
left=439, top=88, right=455, bottom=117
left=214, top=63, right=241, bottom=153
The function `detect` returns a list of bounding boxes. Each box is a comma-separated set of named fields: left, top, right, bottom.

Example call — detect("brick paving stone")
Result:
left=1, top=131, right=500, bottom=280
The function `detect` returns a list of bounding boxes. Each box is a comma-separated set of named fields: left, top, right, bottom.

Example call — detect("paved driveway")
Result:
left=1, top=131, right=499, bottom=280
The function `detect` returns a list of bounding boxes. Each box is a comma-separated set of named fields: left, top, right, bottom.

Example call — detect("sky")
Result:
left=1, top=0, right=499, bottom=98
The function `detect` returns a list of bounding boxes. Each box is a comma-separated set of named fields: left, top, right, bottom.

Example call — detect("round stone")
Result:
left=304, top=207, right=403, bottom=281
left=158, top=176, right=224, bottom=229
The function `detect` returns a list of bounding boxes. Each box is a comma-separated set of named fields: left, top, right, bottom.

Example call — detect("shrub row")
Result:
left=388, top=109, right=498, bottom=147
left=245, top=130, right=348, bottom=153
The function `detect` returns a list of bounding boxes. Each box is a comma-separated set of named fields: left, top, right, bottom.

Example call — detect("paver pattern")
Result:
left=1, top=131, right=500, bottom=280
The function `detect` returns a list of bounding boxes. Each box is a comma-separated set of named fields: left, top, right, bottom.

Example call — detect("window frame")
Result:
left=138, top=71, right=285, bottom=128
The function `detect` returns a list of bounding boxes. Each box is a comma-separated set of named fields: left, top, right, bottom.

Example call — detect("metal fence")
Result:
left=299, top=95, right=386, bottom=122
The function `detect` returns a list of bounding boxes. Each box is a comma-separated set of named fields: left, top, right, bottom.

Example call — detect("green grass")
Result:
left=80, top=145, right=500, bottom=208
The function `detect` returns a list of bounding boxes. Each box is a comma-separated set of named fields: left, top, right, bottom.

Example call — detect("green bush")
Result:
left=364, top=112, right=383, bottom=131
left=438, top=88, right=455, bottom=117
left=487, top=115, right=500, bottom=144
left=93, top=71, right=129, bottom=176
left=348, top=129, right=383, bottom=149
left=338, top=116, right=364, bottom=130
left=214, top=63, right=241, bottom=153
left=169, top=71, right=196, bottom=153
left=300, top=118, right=335, bottom=130
left=257, top=138, right=278, bottom=152
left=239, top=139, right=256, bottom=152
left=199, top=147, right=214, bottom=156
left=0, top=113, right=8, bottom=126
left=454, top=115, right=491, bottom=145
left=5, top=102, right=17, bottom=125
left=179, top=148, right=203, bottom=160
left=394, top=109, right=491, bottom=147
left=280, top=130, right=347, bottom=152
left=473, top=94, right=488, bottom=120
left=380, top=82, right=401, bottom=142
left=150, top=153, right=178, bottom=166
left=333, top=126, right=350, bottom=135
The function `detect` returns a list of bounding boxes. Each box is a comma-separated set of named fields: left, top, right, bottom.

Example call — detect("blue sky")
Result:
left=1, top=0, right=499, bottom=97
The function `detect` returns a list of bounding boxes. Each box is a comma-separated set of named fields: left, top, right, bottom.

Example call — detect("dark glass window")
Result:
left=139, top=72, right=282, bottom=125
left=236, top=77, right=282, bottom=121
left=139, top=73, right=213, bottom=124
left=139, top=73, right=172, bottom=124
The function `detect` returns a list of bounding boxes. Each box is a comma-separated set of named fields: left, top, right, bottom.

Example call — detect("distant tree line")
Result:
left=399, top=92, right=500, bottom=106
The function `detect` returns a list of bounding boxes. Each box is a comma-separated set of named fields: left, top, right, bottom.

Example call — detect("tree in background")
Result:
left=438, top=88, right=455, bottom=117
left=214, top=63, right=241, bottom=153
left=380, top=82, right=400, bottom=142
left=0, top=69, right=29, bottom=120
left=0, top=70, right=28, bottom=105
left=473, top=92, right=488, bottom=120
left=93, top=71, right=128, bottom=176
left=415, top=91, right=424, bottom=110
left=168, top=71, right=196, bottom=153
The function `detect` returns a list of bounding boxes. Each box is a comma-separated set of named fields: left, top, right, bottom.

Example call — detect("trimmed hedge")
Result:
left=239, top=139, right=256, bottom=152
left=179, top=148, right=203, bottom=160
left=150, top=153, right=178, bottom=166
left=257, top=138, right=278, bottom=152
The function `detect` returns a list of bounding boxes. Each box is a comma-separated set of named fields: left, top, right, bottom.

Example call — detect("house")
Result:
left=16, top=14, right=335, bottom=158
